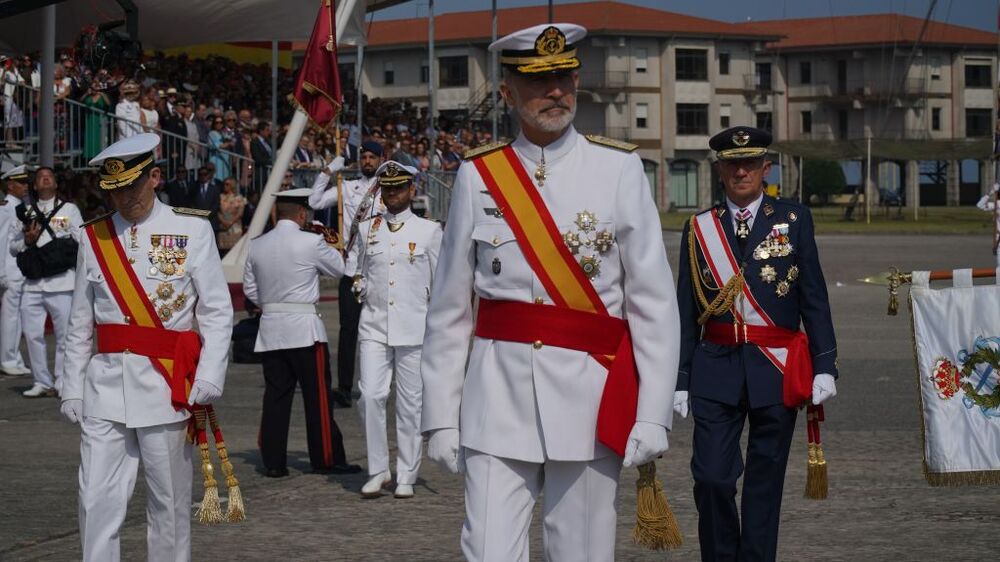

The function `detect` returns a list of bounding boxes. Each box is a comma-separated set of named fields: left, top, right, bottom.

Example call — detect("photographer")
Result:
left=9, top=167, right=82, bottom=397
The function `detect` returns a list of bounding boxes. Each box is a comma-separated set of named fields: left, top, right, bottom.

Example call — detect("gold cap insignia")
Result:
left=385, top=162, right=399, bottom=177
left=732, top=130, right=751, bottom=147
left=104, top=159, right=126, bottom=176
left=536, top=26, right=566, bottom=57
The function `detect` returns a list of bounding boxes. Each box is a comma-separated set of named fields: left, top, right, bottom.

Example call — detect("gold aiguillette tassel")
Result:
left=804, top=406, right=828, bottom=500
left=632, top=462, right=683, bottom=550
left=194, top=408, right=224, bottom=524
left=208, top=406, right=246, bottom=522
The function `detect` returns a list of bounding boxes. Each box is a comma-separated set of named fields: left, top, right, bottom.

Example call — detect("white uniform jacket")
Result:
left=349, top=208, right=442, bottom=347
left=8, top=197, right=82, bottom=293
left=309, top=172, right=383, bottom=276
left=420, top=127, right=681, bottom=462
left=0, top=193, right=24, bottom=288
left=115, top=100, right=142, bottom=139
left=243, top=219, right=345, bottom=352
left=61, top=200, right=234, bottom=428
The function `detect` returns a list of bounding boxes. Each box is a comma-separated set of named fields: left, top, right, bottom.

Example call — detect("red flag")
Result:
left=293, top=0, right=342, bottom=129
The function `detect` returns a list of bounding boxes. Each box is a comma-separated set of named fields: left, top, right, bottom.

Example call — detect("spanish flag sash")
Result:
left=85, top=216, right=197, bottom=410
left=471, top=146, right=639, bottom=456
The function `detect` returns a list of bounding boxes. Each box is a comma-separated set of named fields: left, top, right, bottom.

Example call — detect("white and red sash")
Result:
left=691, top=211, right=789, bottom=373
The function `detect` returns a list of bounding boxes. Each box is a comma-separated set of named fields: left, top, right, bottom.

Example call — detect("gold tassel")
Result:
left=208, top=409, right=246, bottom=522
left=632, top=462, right=683, bottom=550
left=804, top=442, right=828, bottom=500
left=194, top=410, right=224, bottom=524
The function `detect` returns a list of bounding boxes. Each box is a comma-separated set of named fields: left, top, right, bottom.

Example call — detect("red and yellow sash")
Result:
left=472, top=146, right=639, bottom=456
left=85, top=217, right=198, bottom=411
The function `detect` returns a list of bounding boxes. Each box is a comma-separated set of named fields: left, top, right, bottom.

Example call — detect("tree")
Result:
left=802, top=159, right=847, bottom=205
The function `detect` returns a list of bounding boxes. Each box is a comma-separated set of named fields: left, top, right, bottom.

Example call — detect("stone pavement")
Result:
left=1, top=233, right=998, bottom=561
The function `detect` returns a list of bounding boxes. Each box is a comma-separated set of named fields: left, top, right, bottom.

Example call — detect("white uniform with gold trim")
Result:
left=61, top=199, right=233, bottom=562
left=349, top=208, right=442, bottom=484
left=309, top=172, right=383, bottom=276
left=9, top=196, right=82, bottom=392
left=420, top=126, right=680, bottom=560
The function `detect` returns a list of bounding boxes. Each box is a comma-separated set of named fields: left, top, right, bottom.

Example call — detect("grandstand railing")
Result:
left=420, top=170, right=456, bottom=221
left=1, top=82, right=262, bottom=191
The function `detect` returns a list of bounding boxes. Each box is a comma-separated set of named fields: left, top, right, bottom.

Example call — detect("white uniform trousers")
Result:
left=21, top=289, right=72, bottom=390
left=79, top=416, right=192, bottom=562
left=461, top=449, right=622, bottom=562
left=357, top=340, right=423, bottom=484
left=0, top=280, right=27, bottom=371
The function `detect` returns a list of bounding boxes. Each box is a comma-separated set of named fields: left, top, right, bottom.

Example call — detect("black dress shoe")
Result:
left=320, top=463, right=363, bottom=474
left=264, top=467, right=289, bottom=478
left=332, top=390, right=352, bottom=408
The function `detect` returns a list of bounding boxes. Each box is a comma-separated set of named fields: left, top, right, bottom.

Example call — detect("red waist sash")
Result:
left=474, top=298, right=639, bottom=456
left=95, top=324, right=202, bottom=412
left=703, top=321, right=814, bottom=408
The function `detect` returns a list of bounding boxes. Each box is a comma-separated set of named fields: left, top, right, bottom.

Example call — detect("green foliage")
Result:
left=802, top=160, right=847, bottom=205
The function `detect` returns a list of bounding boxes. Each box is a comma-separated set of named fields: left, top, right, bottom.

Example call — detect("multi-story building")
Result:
left=340, top=1, right=997, bottom=210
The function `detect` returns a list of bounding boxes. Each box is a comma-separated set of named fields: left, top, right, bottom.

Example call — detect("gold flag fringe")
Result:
left=924, top=469, right=1000, bottom=486
left=194, top=409, right=225, bottom=524
left=208, top=408, right=246, bottom=522
left=632, top=462, right=683, bottom=550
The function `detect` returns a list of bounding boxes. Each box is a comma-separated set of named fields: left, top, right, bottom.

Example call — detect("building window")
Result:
left=930, top=57, right=942, bottom=81
left=801, top=110, right=812, bottom=134
left=635, top=103, right=649, bottom=129
left=966, top=108, right=992, bottom=137
left=635, top=48, right=648, bottom=74
left=756, top=112, right=772, bottom=132
left=669, top=160, right=699, bottom=208
left=439, top=56, right=469, bottom=88
left=676, top=104, right=708, bottom=135
left=838, top=110, right=848, bottom=139
left=676, top=49, right=708, bottom=81
left=420, top=60, right=429, bottom=84
left=383, top=62, right=394, bottom=85
left=800, top=61, right=812, bottom=85
left=756, top=62, right=772, bottom=91
left=719, top=52, right=730, bottom=76
left=720, top=104, right=731, bottom=129
left=965, top=64, right=992, bottom=89
left=338, top=62, right=355, bottom=88
left=932, top=107, right=942, bottom=131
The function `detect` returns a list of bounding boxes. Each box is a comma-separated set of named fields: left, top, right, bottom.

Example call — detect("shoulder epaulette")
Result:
left=81, top=210, right=117, bottom=228
left=584, top=134, right=638, bottom=153
left=172, top=207, right=211, bottom=218
left=300, top=228, right=322, bottom=235
left=463, top=139, right=512, bottom=160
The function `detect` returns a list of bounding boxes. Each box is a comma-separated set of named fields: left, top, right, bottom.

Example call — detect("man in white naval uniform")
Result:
left=309, top=140, right=385, bottom=407
left=420, top=24, right=680, bottom=561
left=349, top=161, right=442, bottom=499
left=976, top=182, right=1000, bottom=267
left=115, top=81, right=143, bottom=140
left=0, top=165, right=30, bottom=376
left=10, top=166, right=83, bottom=397
left=60, top=133, right=233, bottom=561
left=244, top=188, right=363, bottom=477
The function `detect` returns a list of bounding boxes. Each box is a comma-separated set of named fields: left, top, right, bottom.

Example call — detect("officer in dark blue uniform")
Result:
left=675, top=127, right=839, bottom=562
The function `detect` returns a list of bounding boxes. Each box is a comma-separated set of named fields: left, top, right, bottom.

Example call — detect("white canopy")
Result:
left=0, top=0, right=400, bottom=52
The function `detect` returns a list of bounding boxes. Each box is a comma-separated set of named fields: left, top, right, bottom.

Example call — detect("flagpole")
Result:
left=490, top=0, right=498, bottom=140
left=222, top=0, right=359, bottom=283
left=428, top=0, right=437, bottom=169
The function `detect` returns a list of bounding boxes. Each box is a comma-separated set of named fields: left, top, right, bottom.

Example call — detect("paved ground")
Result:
left=1, top=232, right=998, bottom=561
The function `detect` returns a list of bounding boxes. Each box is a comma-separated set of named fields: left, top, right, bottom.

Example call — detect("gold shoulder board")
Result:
left=463, top=139, right=512, bottom=160
left=584, top=134, right=638, bottom=153
left=172, top=207, right=212, bottom=218
left=81, top=210, right=118, bottom=228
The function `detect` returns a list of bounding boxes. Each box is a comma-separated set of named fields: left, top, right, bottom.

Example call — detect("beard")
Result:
left=515, top=101, right=576, bottom=134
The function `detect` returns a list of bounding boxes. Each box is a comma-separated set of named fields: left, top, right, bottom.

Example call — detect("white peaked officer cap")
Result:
left=489, top=23, right=587, bottom=75
left=1, top=164, right=29, bottom=181
left=274, top=188, right=314, bottom=206
left=89, top=133, right=161, bottom=190
left=375, top=161, right=418, bottom=188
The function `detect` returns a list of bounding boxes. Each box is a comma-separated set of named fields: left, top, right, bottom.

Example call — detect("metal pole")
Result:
left=548, top=0, right=553, bottom=23
left=428, top=0, right=437, bottom=170
left=798, top=156, right=803, bottom=204
left=357, top=44, right=364, bottom=144
left=491, top=0, right=498, bottom=140
left=866, top=134, right=872, bottom=225
left=39, top=4, right=55, bottom=167
left=271, top=40, right=279, bottom=149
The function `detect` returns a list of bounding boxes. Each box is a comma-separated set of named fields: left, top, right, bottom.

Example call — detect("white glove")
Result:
left=622, top=421, right=669, bottom=468
left=188, top=379, right=223, bottom=406
left=325, top=156, right=345, bottom=175
left=673, top=390, right=689, bottom=419
left=351, top=276, right=368, bottom=303
left=427, top=428, right=462, bottom=474
left=60, top=399, right=83, bottom=424
left=812, top=374, right=837, bottom=405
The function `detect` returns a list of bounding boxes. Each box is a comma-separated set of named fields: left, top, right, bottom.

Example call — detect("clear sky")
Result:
left=375, top=0, right=997, bottom=33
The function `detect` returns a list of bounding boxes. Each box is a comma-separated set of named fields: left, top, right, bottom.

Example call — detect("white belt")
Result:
left=262, top=303, right=318, bottom=314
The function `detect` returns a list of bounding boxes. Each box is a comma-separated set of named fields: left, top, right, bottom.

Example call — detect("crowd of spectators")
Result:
left=0, top=49, right=499, bottom=249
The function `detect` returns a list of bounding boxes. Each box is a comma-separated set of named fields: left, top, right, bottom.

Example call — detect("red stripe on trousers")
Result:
left=315, top=343, right=333, bottom=467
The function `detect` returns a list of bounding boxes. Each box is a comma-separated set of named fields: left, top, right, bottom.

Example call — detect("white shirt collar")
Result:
left=726, top=192, right=764, bottom=223
left=385, top=208, right=413, bottom=223
left=512, top=125, right=578, bottom=167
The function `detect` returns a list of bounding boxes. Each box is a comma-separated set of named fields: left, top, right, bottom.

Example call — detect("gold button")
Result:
left=534, top=297, right=544, bottom=305
left=389, top=280, right=395, bottom=286
left=389, top=300, right=395, bottom=306
left=123, top=316, right=131, bottom=324
left=390, top=260, right=395, bottom=266
left=391, top=241, right=396, bottom=246
left=128, top=257, right=135, bottom=264
left=123, top=348, right=130, bottom=354
left=533, top=340, right=543, bottom=349
left=492, top=236, right=500, bottom=245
